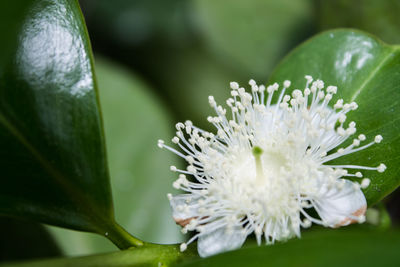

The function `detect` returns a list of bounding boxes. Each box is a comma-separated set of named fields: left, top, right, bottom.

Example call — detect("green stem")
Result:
left=104, top=222, right=144, bottom=249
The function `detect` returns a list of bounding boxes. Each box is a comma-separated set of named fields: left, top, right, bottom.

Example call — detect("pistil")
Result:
left=252, top=146, right=264, bottom=181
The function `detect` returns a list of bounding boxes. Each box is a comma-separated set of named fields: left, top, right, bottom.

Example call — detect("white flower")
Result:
left=158, top=76, right=386, bottom=257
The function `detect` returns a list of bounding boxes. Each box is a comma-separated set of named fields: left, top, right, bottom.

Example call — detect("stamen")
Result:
left=159, top=77, right=386, bottom=258
left=180, top=243, right=187, bottom=252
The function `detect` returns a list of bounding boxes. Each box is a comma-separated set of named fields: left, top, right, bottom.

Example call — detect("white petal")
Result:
left=314, top=179, right=366, bottom=227
left=197, top=226, right=246, bottom=257
left=169, top=194, right=201, bottom=225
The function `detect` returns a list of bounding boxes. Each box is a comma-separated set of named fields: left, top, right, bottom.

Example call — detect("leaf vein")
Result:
left=350, top=48, right=398, bottom=101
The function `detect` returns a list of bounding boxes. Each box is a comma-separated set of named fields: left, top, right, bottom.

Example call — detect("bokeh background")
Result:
left=2, top=0, right=400, bottom=262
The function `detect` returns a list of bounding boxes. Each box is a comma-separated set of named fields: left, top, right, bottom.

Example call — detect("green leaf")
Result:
left=269, top=29, right=400, bottom=205
left=7, top=229, right=400, bottom=266
left=315, top=0, right=400, bottom=44
left=4, top=243, right=197, bottom=267
left=193, top=0, right=314, bottom=78
left=178, top=229, right=400, bottom=267
left=0, top=0, right=139, bottom=248
left=48, top=57, right=183, bottom=256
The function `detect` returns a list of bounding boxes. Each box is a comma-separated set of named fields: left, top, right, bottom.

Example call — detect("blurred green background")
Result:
left=2, top=0, right=400, bottom=262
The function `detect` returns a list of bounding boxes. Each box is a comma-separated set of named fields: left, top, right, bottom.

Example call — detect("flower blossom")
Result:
left=158, top=76, right=386, bottom=257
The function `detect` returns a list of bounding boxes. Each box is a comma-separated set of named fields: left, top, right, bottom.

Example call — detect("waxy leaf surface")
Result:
left=0, top=0, right=117, bottom=237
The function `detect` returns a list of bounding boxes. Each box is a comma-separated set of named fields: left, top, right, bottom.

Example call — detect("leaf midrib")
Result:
left=350, top=46, right=400, bottom=102
left=0, top=110, right=109, bottom=230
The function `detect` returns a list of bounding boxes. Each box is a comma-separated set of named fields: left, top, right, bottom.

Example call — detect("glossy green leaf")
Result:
left=193, top=0, right=313, bottom=79
left=48, top=57, right=183, bottom=256
left=269, top=29, right=400, bottom=205
left=0, top=0, right=138, bottom=248
left=178, top=229, right=400, bottom=267
left=5, top=243, right=197, bottom=267
left=315, top=0, right=400, bottom=44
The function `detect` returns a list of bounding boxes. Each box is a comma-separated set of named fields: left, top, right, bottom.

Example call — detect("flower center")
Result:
left=252, top=146, right=264, bottom=181
left=213, top=143, right=298, bottom=219
left=251, top=145, right=290, bottom=186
